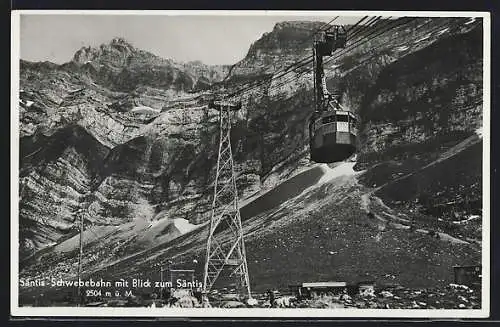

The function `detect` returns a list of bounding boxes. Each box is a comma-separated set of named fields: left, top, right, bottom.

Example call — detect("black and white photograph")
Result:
left=11, top=10, right=490, bottom=317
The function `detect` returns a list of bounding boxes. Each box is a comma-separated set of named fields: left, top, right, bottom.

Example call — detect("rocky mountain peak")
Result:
left=247, top=20, right=325, bottom=54
left=273, top=20, right=326, bottom=31
left=110, top=37, right=132, bottom=46
left=106, top=37, right=136, bottom=53
left=72, top=37, right=140, bottom=66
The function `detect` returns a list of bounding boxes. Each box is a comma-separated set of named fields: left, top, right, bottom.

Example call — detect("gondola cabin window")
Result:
left=321, top=115, right=335, bottom=124
left=336, top=113, right=349, bottom=132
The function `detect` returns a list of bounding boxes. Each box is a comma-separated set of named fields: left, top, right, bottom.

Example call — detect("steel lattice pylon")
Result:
left=202, top=100, right=251, bottom=299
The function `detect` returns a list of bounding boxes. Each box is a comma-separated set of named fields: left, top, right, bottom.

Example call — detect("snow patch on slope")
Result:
left=317, top=162, right=363, bottom=184
left=475, top=126, right=483, bottom=138
left=278, top=161, right=364, bottom=207
left=173, top=218, right=199, bottom=234
left=148, top=216, right=201, bottom=235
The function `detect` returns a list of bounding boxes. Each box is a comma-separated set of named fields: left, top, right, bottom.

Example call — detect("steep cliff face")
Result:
left=19, top=125, right=110, bottom=258
left=357, top=26, right=482, bottom=166
left=351, top=24, right=483, bottom=228
left=18, top=16, right=484, bottom=280
left=19, top=41, right=231, bottom=254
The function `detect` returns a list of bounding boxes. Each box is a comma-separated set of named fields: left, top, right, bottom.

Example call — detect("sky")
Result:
left=19, top=13, right=362, bottom=66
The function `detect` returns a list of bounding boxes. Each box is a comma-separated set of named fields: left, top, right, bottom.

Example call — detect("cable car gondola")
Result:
left=309, top=26, right=357, bottom=163
left=309, top=109, right=357, bottom=163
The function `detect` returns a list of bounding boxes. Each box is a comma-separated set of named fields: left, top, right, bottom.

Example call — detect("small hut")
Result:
left=453, top=265, right=481, bottom=288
